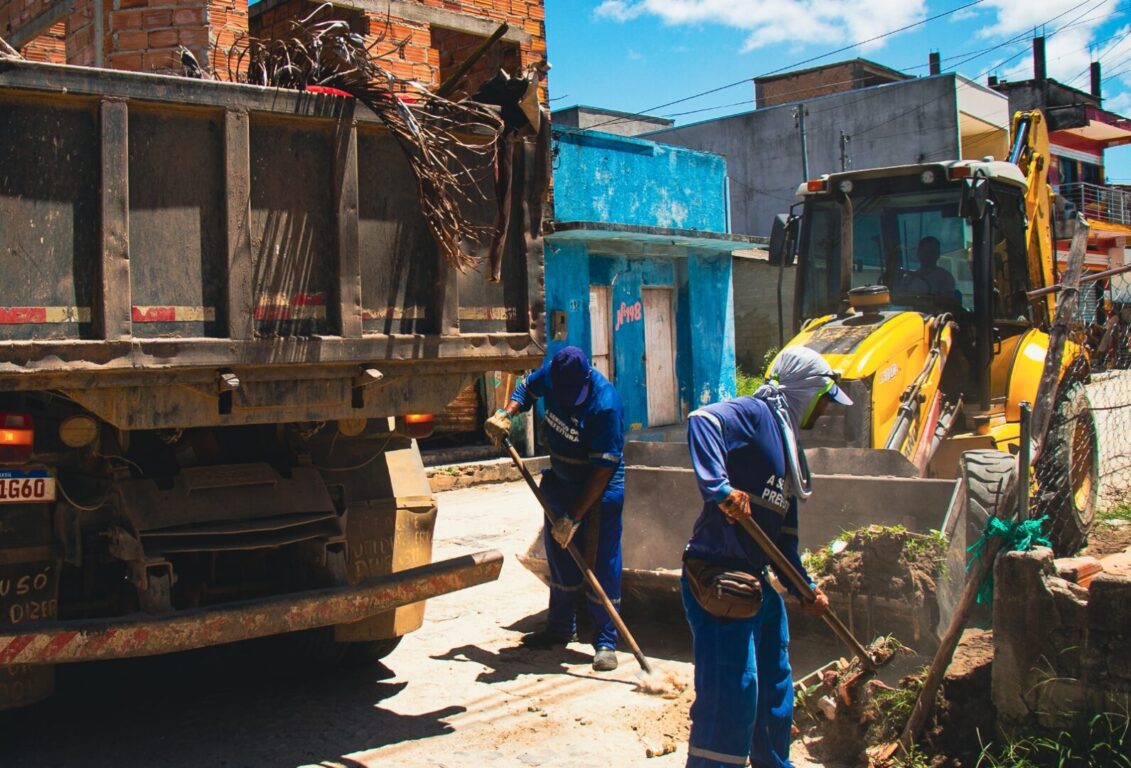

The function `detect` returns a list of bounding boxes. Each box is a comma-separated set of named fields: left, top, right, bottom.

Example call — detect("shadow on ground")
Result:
left=0, top=641, right=463, bottom=768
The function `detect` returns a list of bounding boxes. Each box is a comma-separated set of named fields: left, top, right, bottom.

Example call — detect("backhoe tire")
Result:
left=1035, top=383, right=1099, bottom=555
left=961, top=449, right=1017, bottom=550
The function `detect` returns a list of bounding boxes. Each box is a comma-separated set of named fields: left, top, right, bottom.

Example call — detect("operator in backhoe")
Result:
left=681, top=346, right=850, bottom=768
left=903, top=236, right=956, bottom=297
left=484, top=346, right=625, bottom=672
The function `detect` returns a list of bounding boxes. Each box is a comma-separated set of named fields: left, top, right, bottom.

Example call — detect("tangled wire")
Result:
left=226, top=4, right=505, bottom=273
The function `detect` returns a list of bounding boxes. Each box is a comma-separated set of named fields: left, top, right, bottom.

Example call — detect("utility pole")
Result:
left=794, top=105, right=809, bottom=181
left=839, top=131, right=851, bottom=172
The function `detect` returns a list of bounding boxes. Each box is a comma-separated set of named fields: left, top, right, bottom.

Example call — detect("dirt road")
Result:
left=0, top=481, right=842, bottom=768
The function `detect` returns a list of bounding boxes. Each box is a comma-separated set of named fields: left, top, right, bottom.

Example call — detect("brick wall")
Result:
left=756, top=62, right=858, bottom=109
left=0, top=0, right=52, bottom=45
left=3, top=0, right=546, bottom=95
left=733, top=256, right=795, bottom=373
left=17, top=18, right=63, bottom=61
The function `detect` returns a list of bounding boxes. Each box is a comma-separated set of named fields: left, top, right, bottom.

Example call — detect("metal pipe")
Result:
left=1026, top=260, right=1131, bottom=300
left=1019, top=401, right=1031, bottom=520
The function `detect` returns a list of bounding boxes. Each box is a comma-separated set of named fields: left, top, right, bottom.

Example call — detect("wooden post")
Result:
left=224, top=110, right=253, bottom=340
left=897, top=215, right=1090, bottom=752
left=99, top=98, right=131, bottom=341
left=335, top=120, right=362, bottom=339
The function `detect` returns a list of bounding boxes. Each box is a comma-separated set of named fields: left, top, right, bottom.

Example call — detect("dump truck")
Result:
left=522, top=112, right=1097, bottom=649
left=0, top=58, right=545, bottom=710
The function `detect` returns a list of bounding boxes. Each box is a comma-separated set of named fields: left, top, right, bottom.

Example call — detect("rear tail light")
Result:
left=0, top=412, right=34, bottom=464
left=398, top=413, right=435, bottom=440
left=948, top=166, right=972, bottom=180
left=806, top=179, right=827, bottom=192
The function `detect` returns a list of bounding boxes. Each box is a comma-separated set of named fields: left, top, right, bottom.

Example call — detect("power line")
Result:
left=642, top=0, right=1110, bottom=133
left=560, top=0, right=989, bottom=135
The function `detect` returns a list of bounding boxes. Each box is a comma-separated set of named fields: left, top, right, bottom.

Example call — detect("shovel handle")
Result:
left=735, top=514, right=876, bottom=671
left=502, top=438, right=655, bottom=676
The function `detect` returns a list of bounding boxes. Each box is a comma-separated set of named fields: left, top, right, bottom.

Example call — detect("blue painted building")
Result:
left=545, top=125, right=758, bottom=435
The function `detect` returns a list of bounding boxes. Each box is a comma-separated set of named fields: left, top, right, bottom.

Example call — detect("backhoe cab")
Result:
left=769, top=111, right=1098, bottom=555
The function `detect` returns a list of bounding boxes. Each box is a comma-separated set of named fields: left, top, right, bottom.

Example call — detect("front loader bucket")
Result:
left=517, top=441, right=968, bottom=645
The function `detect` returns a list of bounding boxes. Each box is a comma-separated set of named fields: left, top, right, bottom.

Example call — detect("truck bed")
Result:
left=0, top=60, right=544, bottom=429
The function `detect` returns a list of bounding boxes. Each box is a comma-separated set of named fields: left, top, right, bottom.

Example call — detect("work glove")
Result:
left=800, top=586, right=830, bottom=617
left=484, top=408, right=512, bottom=446
left=718, top=489, right=751, bottom=524
left=552, top=514, right=580, bottom=549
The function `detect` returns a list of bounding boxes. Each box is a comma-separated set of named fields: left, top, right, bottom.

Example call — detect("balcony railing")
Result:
left=1058, top=182, right=1131, bottom=227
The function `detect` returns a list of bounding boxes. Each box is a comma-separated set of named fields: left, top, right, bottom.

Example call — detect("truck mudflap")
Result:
left=0, top=550, right=501, bottom=667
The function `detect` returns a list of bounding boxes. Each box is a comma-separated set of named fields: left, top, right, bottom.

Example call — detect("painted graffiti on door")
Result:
left=614, top=300, right=642, bottom=331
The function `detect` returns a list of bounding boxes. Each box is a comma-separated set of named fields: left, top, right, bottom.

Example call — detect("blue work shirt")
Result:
left=511, top=364, right=625, bottom=499
left=685, top=396, right=812, bottom=595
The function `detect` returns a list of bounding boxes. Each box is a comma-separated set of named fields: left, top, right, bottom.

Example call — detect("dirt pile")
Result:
left=809, top=525, right=947, bottom=647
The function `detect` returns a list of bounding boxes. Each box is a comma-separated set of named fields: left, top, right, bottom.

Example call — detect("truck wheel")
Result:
left=1035, top=383, right=1099, bottom=555
left=962, top=449, right=1017, bottom=549
left=342, top=636, right=403, bottom=667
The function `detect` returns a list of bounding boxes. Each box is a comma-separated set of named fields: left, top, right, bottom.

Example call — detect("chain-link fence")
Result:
left=1029, top=233, right=1131, bottom=555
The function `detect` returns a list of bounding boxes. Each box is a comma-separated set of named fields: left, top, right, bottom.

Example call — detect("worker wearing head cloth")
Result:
left=681, top=346, right=851, bottom=768
left=484, top=346, right=625, bottom=672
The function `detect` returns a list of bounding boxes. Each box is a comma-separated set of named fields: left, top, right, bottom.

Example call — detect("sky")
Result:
left=542, top=0, right=1131, bottom=182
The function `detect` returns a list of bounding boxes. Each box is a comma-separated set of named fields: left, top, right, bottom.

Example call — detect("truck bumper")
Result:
left=0, top=549, right=502, bottom=666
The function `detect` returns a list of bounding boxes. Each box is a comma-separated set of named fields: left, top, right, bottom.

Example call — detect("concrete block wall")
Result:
left=552, top=129, right=729, bottom=231
left=733, top=257, right=795, bottom=373
left=993, top=548, right=1131, bottom=734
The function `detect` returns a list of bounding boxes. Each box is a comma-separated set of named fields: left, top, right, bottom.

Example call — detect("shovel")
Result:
left=501, top=437, right=659, bottom=679
left=736, top=500, right=877, bottom=671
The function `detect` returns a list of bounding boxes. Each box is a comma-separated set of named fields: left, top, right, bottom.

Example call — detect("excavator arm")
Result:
left=1010, top=110, right=1057, bottom=323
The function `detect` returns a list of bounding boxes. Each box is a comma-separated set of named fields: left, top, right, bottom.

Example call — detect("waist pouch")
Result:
left=684, top=557, right=763, bottom=620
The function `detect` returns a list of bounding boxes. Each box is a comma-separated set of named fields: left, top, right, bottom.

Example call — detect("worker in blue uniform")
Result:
left=682, top=346, right=852, bottom=768
left=484, top=346, right=625, bottom=672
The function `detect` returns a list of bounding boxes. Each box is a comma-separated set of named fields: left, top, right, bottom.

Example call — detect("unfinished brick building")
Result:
left=1, top=0, right=546, bottom=99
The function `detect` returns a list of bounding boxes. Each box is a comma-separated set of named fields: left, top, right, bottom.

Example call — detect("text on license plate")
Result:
left=0, top=469, right=56, bottom=503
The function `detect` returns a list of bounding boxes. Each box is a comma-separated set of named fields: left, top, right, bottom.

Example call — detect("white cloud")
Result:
left=976, top=0, right=1127, bottom=92
left=592, top=0, right=928, bottom=53
left=627, top=48, right=646, bottom=60
left=978, top=0, right=1118, bottom=38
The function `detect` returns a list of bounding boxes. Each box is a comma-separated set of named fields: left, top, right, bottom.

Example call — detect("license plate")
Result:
left=0, top=468, right=56, bottom=503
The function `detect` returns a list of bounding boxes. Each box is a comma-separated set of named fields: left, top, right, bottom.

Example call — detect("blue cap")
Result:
left=549, top=346, right=591, bottom=407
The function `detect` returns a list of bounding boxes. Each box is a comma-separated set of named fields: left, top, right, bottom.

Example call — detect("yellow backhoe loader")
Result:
left=768, top=110, right=1097, bottom=556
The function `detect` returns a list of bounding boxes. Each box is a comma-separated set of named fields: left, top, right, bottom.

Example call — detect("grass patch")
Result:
left=872, top=673, right=924, bottom=741
left=736, top=348, right=780, bottom=397
left=736, top=367, right=764, bottom=396
left=974, top=710, right=1131, bottom=767
left=903, top=529, right=947, bottom=562
left=1097, top=502, right=1131, bottom=525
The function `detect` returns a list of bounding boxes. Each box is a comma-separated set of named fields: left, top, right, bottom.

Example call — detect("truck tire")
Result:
left=342, top=636, right=403, bottom=667
left=962, top=448, right=1017, bottom=549
left=1035, top=383, right=1099, bottom=555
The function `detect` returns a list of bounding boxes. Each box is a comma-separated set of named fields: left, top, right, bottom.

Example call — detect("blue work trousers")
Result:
left=540, top=470, right=623, bottom=650
left=681, top=571, right=794, bottom=768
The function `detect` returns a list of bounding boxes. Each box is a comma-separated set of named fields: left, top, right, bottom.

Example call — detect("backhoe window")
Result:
left=991, top=187, right=1031, bottom=322
left=798, top=182, right=972, bottom=319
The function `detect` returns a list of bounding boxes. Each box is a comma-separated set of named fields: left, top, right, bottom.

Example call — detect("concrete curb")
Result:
left=427, top=455, right=550, bottom=493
